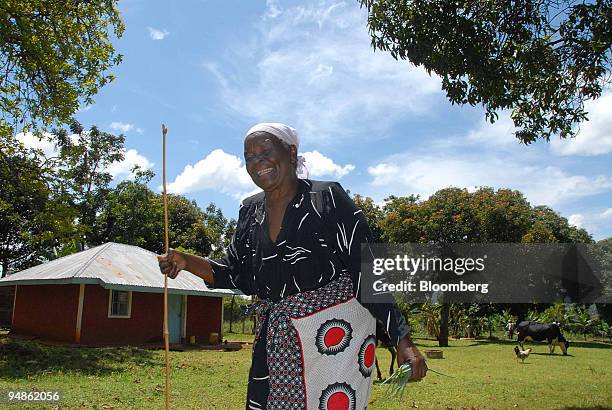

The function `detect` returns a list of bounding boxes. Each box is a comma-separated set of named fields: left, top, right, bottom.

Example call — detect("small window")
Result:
left=108, top=290, right=132, bottom=318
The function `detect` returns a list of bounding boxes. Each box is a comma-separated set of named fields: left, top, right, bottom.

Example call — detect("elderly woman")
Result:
left=158, top=123, right=426, bottom=409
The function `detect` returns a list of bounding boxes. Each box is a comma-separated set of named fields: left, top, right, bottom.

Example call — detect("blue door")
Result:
left=167, top=294, right=183, bottom=344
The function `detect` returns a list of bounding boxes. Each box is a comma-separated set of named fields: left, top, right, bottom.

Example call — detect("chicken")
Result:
left=514, top=345, right=532, bottom=363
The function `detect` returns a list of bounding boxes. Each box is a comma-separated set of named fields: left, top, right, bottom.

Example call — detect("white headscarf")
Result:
left=245, top=122, right=309, bottom=179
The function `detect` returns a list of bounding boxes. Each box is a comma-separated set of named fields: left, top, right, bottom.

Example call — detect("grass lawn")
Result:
left=0, top=333, right=610, bottom=409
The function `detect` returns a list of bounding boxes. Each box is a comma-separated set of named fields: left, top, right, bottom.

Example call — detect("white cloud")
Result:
left=550, top=92, right=612, bottom=156
left=361, top=108, right=612, bottom=238
left=105, top=149, right=154, bottom=179
left=464, top=113, right=521, bottom=148
left=166, top=149, right=257, bottom=199
left=568, top=214, right=585, bottom=228
left=264, top=0, right=282, bottom=19
left=147, top=26, right=170, bottom=40
left=367, top=153, right=612, bottom=207
left=431, top=111, right=533, bottom=151
left=203, top=0, right=441, bottom=145
left=166, top=148, right=353, bottom=197
left=110, top=122, right=135, bottom=133
left=556, top=208, right=612, bottom=240
left=15, top=132, right=60, bottom=159
left=302, top=150, right=354, bottom=178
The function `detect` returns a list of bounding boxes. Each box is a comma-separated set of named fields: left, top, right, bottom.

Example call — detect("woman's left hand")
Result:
left=397, top=335, right=427, bottom=381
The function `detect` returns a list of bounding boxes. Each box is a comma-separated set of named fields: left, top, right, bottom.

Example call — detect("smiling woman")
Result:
left=244, top=131, right=297, bottom=194
left=158, top=122, right=427, bottom=409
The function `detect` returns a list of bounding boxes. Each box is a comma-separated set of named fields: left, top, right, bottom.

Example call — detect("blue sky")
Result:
left=19, top=0, right=612, bottom=240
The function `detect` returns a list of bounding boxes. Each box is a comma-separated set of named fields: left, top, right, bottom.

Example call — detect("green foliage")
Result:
left=0, top=138, right=75, bottom=276
left=379, top=194, right=421, bottom=242
left=498, top=308, right=516, bottom=326
left=168, top=196, right=214, bottom=256
left=92, top=178, right=231, bottom=257
left=540, top=302, right=567, bottom=323
left=0, top=121, right=234, bottom=274
left=52, top=120, right=125, bottom=247
left=91, top=178, right=161, bottom=251
left=471, top=188, right=532, bottom=242
left=493, top=308, right=517, bottom=333
left=223, top=296, right=251, bottom=325
left=565, top=304, right=596, bottom=338
left=360, top=0, right=612, bottom=143
left=528, top=206, right=592, bottom=243
left=204, top=203, right=235, bottom=259
left=222, top=219, right=237, bottom=256
left=381, top=362, right=412, bottom=401
left=381, top=187, right=592, bottom=244
left=352, top=194, right=385, bottom=242
left=354, top=187, right=592, bottom=346
left=318, top=188, right=600, bottom=344
left=0, top=120, right=127, bottom=273
left=418, top=303, right=441, bottom=338
left=447, top=304, right=488, bottom=338
left=587, top=238, right=612, bottom=304
left=526, top=308, right=543, bottom=322
left=593, top=320, right=611, bottom=339
left=0, top=0, right=124, bottom=134
left=395, top=301, right=421, bottom=333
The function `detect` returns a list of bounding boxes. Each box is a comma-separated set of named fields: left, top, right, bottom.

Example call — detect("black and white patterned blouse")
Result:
left=210, top=178, right=409, bottom=343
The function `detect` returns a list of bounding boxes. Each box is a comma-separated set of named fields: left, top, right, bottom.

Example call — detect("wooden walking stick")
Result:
left=162, top=124, right=171, bottom=409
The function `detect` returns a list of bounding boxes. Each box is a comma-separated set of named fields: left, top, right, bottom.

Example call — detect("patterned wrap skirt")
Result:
left=246, top=275, right=376, bottom=410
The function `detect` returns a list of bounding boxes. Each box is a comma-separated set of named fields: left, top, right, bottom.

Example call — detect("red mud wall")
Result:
left=12, top=284, right=79, bottom=342
left=13, top=284, right=224, bottom=345
left=186, top=296, right=222, bottom=344
left=80, top=285, right=163, bottom=345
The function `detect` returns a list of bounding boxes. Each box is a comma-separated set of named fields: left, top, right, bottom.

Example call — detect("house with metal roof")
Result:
left=0, top=242, right=238, bottom=346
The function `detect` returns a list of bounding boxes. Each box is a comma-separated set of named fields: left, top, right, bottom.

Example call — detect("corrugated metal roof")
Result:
left=0, top=242, right=239, bottom=297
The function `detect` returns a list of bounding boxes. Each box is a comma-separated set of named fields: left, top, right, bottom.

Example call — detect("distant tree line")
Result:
left=353, top=189, right=610, bottom=345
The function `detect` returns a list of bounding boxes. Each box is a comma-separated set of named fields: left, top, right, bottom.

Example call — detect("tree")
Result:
left=567, top=304, right=595, bottom=339
left=380, top=186, right=593, bottom=346
left=471, top=188, right=533, bottom=242
left=352, top=194, right=385, bottom=242
left=91, top=176, right=163, bottom=253
left=589, top=237, right=612, bottom=323
left=527, top=205, right=592, bottom=243
left=51, top=120, right=125, bottom=249
left=203, top=203, right=234, bottom=259
left=0, top=119, right=127, bottom=273
left=168, top=196, right=215, bottom=257
left=0, top=1, right=123, bottom=135
left=93, top=176, right=229, bottom=257
left=379, top=194, right=421, bottom=242
left=360, top=0, right=612, bottom=143
left=0, top=140, right=75, bottom=276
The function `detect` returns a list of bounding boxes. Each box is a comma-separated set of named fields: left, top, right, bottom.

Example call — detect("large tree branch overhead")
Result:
left=359, top=0, right=611, bottom=143
left=0, top=0, right=124, bottom=136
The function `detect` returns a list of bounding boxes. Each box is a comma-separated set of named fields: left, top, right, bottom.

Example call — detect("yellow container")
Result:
left=209, top=333, right=219, bottom=344
left=189, top=335, right=196, bottom=344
